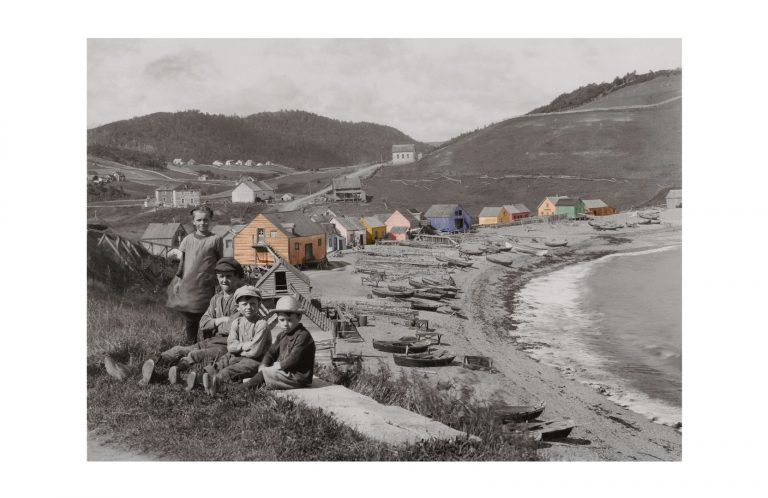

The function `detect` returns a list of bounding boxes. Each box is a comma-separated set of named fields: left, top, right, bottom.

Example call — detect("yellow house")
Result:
left=537, top=196, right=565, bottom=217
left=359, top=215, right=386, bottom=244
left=478, top=206, right=506, bottom=225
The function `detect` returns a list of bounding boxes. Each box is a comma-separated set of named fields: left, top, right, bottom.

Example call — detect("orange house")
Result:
left=233, top=211, right=326, bottom=266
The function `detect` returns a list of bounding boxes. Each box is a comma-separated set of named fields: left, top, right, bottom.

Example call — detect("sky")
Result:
left=88, top=38, right=681, bottom=142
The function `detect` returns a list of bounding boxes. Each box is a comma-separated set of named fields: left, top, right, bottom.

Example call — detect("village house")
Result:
left=424, top=204, right=472, bottom=233
left=154, top=184, right=200, bottom=208
left=235, top=160, right=244, bottom=166
left=537, top=196, right=565, bottom=216
left=478, top=206, right=506, bottom=225
left=187, top=159, right=196, bottom=166
left=321, top=222, right=345, bottom=253
left=231, top=179, right=275, bottom=203
left=212, top=160, right=223, bottom=167
left=245, top=159, right=254, bottom=167
left=331, top=176, right=366, bottom=202
left=253, top=257, right=311, bottom=300
left=555, top=197, right=586, bottom=218
left=225, top=160, right=235, bottom=166
left=140, top=223, right=187, bottom=256
left=233, top=211, right=327, bottom=267
left=359, top=215, right=387, bottom=244
left=384, top=209, right=420, bottom=240
left=281, top=193, right=294, bottom=202
left=111, top=171, right=125, bottom=182
left=198, top=174, right=209, bottom=181
left=211, top=224, right=245, bottom=258
left=172, top=158, right=184, bottom=165
left=666, top=189, right=682, bottom=209
left=503, top=204, right=531, bottom=222
left=392, top=144, right=416, bottom=164
left=583, top=199, right=617, bottom=216
left=330, top=216, right=366, bottom=247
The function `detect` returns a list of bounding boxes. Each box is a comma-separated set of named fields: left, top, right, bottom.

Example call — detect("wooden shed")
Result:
left=253, top=258, right=311, bottom=299
left=478, top=206, right=505, bottom=225
left=583, top=199, right=617, bottom=216
left=666, top=189, right=682, bottom=209
left=140, top=223, right=187, bottom=256
left=233, top=211, right=326, bottom=267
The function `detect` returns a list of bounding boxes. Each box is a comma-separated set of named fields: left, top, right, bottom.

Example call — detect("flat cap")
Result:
left=234, top=286, right=262, bottom=302
left=214, top=257, right=244, bottom=277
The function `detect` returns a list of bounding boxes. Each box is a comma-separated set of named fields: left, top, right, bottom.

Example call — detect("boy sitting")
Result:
left=202, top=286, right=274, bottom=394
left=227, top=295, right=315, bottom=392
left=105, top=257, right=245, bottom=385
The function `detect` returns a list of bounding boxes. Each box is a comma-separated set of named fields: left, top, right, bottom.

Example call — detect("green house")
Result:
left=555, top=197, right=585, bottom=218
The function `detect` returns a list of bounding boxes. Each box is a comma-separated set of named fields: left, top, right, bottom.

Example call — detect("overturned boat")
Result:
left=393, top=348, right=456, bottom=367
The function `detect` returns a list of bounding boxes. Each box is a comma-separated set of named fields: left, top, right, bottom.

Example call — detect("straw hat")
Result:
left=273, top=296, right=302, bottom=315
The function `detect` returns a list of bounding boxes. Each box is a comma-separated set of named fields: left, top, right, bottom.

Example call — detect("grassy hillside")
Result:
left=88, top=110, right=428, bottom=170
left=363, top=74, right=681, bottom=216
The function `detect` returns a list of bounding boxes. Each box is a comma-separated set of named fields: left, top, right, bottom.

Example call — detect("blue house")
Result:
left=424, top=204, right=472, bottom=233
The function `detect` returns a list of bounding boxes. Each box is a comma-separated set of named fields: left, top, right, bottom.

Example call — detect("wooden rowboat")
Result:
left=458, top=246, right=484, bottom=256
left=403, top=297, right=441, bottom=311
left=387, top=285, right=411, bottom=293
left=393, top=349, right=456, bottom=367
left=408, top=278, right=428, bottom=288
left=543, top=239, right=568, bottom=247
left=462, top=355, right=494, bottom=371
left=372, top=339, right=430, bottom=354
left=502, top=418, right=576, bottom=440
left=413, top=290, right=444, bottom=301
left=435, top=255, right=474, bottom=268
left=372, top=288, right=414, bottom=298
left=422, top=276, right=455, bottom=287
left=486, top=254, right=517, bottom=267
left=638, top=210, right=660, bottom=220
left=493, top=401, right=546, bottom=423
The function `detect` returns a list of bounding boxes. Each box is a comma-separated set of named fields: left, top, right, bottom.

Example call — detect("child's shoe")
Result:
left=168, top=366, right=179, bottom=385
left=139, top=360, right=155, bottom=386
left=202, top=372, right=212, bottom=394
left=209, top=374, right=221, bottom=396
left=184, top=371, right=197, bottom=392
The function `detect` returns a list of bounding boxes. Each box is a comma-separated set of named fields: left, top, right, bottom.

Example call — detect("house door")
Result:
left=359, top=234, right=364, bottom=246
left=454, top=218, right=463, bottom=230
left=275, top=271, right=287, bottom=293
left=304, top=243, right=314, bottom=261
left=255, top=228, right=265, bottom=245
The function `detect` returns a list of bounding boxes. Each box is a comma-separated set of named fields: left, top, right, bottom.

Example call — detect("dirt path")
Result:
left=278, top=162, right=383, bottom=211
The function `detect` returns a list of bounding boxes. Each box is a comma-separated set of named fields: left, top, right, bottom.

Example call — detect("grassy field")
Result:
left=87, top=282, right=539, bottom=461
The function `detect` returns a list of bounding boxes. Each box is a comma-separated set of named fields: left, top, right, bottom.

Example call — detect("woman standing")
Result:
left=167, top=205, right=223, bottom=344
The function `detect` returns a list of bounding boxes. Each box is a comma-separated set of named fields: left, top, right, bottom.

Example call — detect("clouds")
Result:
left=87, top=38, right=681, bottom=141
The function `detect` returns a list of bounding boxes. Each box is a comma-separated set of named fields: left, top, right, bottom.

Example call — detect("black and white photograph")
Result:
left=5, top=1, right=768, bottom=496
left=85, top=37, right=682, bottom=462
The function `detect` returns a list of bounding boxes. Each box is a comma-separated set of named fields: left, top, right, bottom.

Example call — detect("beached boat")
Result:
left=543, top=239, right=568, bottom=247
left=589, top=220, right=623, bottom=231
left=413, top=290, right=444, bottom=301
left=638, top=210, right=660, bottom=220
left=372, top=288, right=414, bottom=298
left=493, top=402, right=546, bottom=423
left=462, top=355, right=494, bottom=371
left=483, top=244, right=500, bottom=254
left=393, top=349, right=456, bottom=367
left=502, top=418, right=576, bottom=441
left=486, top=254, right=517, bottom=267
left=404, top=297, right=441, bottom=311
left=508, top=243, right=548, bottom=256
left=372, top=339, right=430, bottom=354
left=458, top=245, right=485, bottom=256
left=435, top=255, right=474, bottom=268
left=408, top=278, right=428, bottom=288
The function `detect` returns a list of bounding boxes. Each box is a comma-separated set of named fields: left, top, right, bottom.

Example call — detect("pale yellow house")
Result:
left=359, top=215, right=386, bottom=244
left=478, top=206, right=506, bottom=225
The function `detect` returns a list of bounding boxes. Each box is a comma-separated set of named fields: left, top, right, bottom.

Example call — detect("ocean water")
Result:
left=512, top=245, right=682, bottom=426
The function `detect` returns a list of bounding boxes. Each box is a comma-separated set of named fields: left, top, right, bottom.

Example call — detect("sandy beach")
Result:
left=307, top=208, right=682, bottom=461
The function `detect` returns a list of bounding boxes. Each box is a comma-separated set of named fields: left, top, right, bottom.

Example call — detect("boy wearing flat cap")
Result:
left=225, top=295, right=315, bottom=393
left=202, top=286, right=274, bottom=394
left=106, top=257, right=246, bottom=386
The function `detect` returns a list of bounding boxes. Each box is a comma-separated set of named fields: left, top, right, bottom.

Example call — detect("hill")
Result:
left=362, top=72, right=681, bottom=216
left=87, top=110, right=428, bottom=170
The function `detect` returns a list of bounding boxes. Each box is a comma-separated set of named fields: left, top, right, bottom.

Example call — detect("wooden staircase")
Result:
left=289, top=284, right=335, bottom=333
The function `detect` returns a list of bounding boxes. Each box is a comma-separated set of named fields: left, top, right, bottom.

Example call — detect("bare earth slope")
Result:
left=364, top=75, right=681, bottom=215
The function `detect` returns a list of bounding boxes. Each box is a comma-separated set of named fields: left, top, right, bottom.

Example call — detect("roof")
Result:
left=375, top=213, right=392, bottom=223
left=555, top=197, right=581, bottom=206
left=361, top=216, right=386, bottom=227
left=333, top=216, right=365, bottom=231
left=332, top=176, right=362, bottom=190
left=238, top=179, right=274, bottom=192
left=666, top=189, right=682, bottom=198
left=255, top=259, right=311, bottom=288
left=209, top=224, right=245, bottom=238
left=261, top=211, right=326, bottom=237
left=583, top=199, right=609, bottom=209
left=141, top=223, right=185, bottom=241
left=155, top=184, right=177, bottom=191
left=478, top=207, right=503, bottom=217
left=539, top=196, right=565, bottom=207
left=424, top=204, right=463, bottom=218
left=320, top=222, right=340, bottom=236
left=503, top=204, right=530, bottom=214
left=390, top=226, right=409, bottom=233
left=390, top=209, right=420, bottom=225
left=392, top=144, right=415, bottom=153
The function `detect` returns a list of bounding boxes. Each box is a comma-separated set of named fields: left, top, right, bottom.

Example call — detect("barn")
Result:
left=666, top=189, right=682, bottom=209
left=140, top=223, right=187, bottom=256
left=583, top=199, right=617, bottom=216
left=424, top=204, right=472, bottom=233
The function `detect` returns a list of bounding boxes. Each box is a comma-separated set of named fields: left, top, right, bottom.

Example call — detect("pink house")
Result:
left=330, top=216, right=366, bottom=247
left=384, top=209, right=420, bottom=240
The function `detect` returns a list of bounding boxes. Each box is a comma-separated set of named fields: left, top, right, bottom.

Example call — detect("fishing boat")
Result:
left=486, top=254, right=517, bottom=267
left=502, top=418, right=576, bottom=440
left=483, top=244, right=500, bottom=254
left=393, top=349, right=456, bottom=367
left=543, top=239, right=568, bottom=247
left=408, top=278, right=428, bottom=288
left=387, top=285, right=411, bottom=293
left=638, top=210, right=660, bottom=220
left=462, top=355, right=494, bottom=371
left=458, top=245, right=484, bottom=256
left=589, top=220, right=623, bottom=231
left=372, top=339, right=430, bottom=354
left=508, top=243, right=548, bottom=256
left=413, top=290, right=444, bottom=301
left=493, top=401, right=546, bottom=423
left=405, top=297, right=441, bottom=311
left=435, top=255, right=474, bottom=268
left=372, top=288, right=414, bottom=298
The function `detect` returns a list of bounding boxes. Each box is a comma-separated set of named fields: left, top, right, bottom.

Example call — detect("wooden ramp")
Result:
left=273, top=379, right=478, bottom=446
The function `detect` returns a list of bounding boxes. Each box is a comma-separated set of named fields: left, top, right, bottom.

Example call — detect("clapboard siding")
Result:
left=233, top=214, right=325, bottom=266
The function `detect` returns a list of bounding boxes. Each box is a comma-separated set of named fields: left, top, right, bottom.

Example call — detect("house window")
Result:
left=225, top=240, right=232, bottom=248
left=318, top=238, right=322, bottom=247
left=270, top=230, right=277, bottom=238
left=294, top=242, right=299, bottom=251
